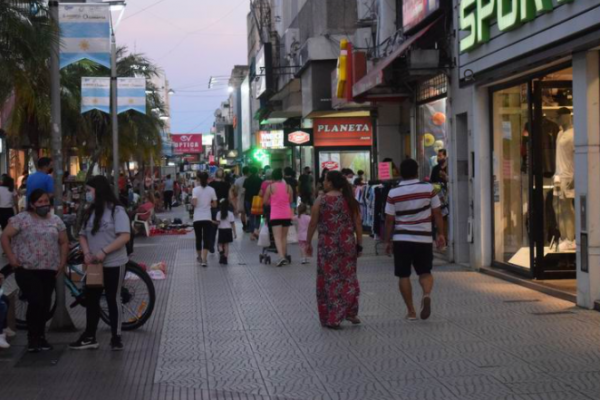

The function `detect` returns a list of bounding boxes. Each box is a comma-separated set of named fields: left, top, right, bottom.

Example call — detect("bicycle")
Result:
left=12, top=243, right=156, bottom=331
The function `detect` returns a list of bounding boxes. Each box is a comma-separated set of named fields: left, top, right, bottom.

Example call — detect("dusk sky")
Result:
left=116, top=0, right=250, bottom=135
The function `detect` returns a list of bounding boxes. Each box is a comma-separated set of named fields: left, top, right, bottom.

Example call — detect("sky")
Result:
left=115, top=0, right=250, bottom=135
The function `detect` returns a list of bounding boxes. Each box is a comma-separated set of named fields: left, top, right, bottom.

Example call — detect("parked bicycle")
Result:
left=12, top=242, right=155, bottom=331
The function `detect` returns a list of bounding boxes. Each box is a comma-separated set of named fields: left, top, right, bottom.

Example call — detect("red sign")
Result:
left=314, top=117, right=373, bottom=147
left=288, top=131, right=311, bottom=145
left=322, top=161, right=339, bottom=171
left=403, top=0, right=440, bottom=32
left=172, top=134, right=202, bottom=155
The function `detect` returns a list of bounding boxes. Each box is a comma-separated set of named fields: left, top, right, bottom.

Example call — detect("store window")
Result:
left=492, top=67, right=575, bottom=277
left=416, top=75, right=448, bottom=180
left=318, top=150, right=371, bottom=180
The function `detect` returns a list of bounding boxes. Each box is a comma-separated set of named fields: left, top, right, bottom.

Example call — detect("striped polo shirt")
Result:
left=385, top=179, right=441, bottom=243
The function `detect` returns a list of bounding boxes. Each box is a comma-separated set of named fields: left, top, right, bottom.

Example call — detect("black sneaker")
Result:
left=69, top=335, right=99, bottom=350
left=110, top=336, right=124, bottom=351
left=27, top=341, right=41, bottom=353
left=39, top=337, right=54, bottom=351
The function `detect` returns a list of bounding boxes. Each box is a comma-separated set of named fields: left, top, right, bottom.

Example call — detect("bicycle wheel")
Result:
left=15, top=287, right=57, bottom=330
left=99, top=261, right=156, bottom=331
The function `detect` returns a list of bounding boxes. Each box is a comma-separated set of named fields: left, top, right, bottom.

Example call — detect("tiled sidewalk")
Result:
left=1, top=208, right=600, bottom=400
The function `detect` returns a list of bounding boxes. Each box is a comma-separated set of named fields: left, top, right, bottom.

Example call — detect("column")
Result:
left=573, top=50, right=600, bottom=309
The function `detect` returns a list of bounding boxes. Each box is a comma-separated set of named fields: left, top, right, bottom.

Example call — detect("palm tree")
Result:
left=0, top=1, right=57, bottom=105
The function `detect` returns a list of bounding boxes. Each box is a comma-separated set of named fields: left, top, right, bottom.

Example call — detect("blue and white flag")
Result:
left=81, top=77, right=110, bottom=114
left=118, top=78, right=147, bottom=114
left=59, top=4, right=111, bottom=69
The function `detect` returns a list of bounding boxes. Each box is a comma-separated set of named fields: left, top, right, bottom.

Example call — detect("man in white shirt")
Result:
left=385, top=159, right=445, bottom=321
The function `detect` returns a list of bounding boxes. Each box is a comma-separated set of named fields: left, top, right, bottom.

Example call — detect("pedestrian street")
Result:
left=1, top=210, right=600, bottom=400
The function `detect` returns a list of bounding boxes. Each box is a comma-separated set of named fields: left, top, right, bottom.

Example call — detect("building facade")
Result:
left=452, top=0, right=600, bottom=308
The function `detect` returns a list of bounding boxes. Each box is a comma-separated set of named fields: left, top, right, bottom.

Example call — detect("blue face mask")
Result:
left=86, top=192, right=95, bottom=203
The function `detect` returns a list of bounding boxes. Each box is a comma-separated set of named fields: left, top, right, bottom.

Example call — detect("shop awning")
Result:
left=353, top=18, right=440, bottom=99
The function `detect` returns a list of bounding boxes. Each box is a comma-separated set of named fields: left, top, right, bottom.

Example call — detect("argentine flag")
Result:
left=118, top=78, right=147, bottom=114
left=59, top=4, right=111, bottom=69
left=81, top=77, right=110, bottom=114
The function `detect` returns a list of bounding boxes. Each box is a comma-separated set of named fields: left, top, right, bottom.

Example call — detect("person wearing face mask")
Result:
left=70, top=176, right=131, bottom=351
left=0, top=189, right=69, bottom=353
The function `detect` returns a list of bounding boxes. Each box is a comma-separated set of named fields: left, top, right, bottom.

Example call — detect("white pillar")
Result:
left=574, top=50, right=600, bottom=309
left=471, top=86, right=492, bottom=269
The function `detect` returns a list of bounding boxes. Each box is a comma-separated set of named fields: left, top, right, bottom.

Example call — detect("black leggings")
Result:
left=85, top=265, right=125, bottom=339
left=194, top=221, right=213, bottom=251
left=0, top=207, right=15, bottom=230
left=14, top=269, right=56, bottom=341
left=163, top=190, right=174, bottom=210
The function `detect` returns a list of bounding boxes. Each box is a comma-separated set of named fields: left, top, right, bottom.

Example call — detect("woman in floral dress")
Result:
left=306, top=170, right=363, bottom=329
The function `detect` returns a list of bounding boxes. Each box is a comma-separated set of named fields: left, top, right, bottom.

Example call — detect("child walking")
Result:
left=297, top=203, right=312, bottom=265
left=215, top=199, right=236, bottom=265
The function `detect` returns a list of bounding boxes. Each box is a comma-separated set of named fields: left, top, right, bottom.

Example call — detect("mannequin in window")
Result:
left=553, top=107, right=575, bottom=252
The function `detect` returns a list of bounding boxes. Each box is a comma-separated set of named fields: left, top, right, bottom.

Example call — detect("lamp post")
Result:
left=106, top=1, right=127, bottom=196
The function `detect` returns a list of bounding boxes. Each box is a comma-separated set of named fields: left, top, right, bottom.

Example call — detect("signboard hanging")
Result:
left=258, top=130, right=285, bottom=149
left=81, top=77, right=110, bottom=114
left=172, top=134, right=203, bottom=155
left=403, top=0, right=440, bottom=33
left=117, top=78, right=146, bottom=114
left=314, top=117, right=373, bottom=147
left=59, top=4, right=111, bottom=69
left=284, top=128, right=314, bottom=147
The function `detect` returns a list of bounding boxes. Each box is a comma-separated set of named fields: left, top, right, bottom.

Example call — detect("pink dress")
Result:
left=269, top=182, right=292, bottom=221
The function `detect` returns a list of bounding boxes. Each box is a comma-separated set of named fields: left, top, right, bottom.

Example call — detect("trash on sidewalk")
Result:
left=147, top=262, right=167, bottom=280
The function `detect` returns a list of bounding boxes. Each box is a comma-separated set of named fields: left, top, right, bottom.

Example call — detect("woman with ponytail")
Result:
left=306, top=170, right=363, bottom=329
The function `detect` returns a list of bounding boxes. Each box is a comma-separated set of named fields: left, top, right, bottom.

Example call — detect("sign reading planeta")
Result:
left=460, top=0, right=575, bottom=53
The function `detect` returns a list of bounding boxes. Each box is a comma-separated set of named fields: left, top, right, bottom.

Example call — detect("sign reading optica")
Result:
left=314, top=118, right=373, bottom=147
left=403, top=0, right=441, bottom=32
left=460, top=0, right=575, bottom=53
left=172, top=134, right=203, bottom=155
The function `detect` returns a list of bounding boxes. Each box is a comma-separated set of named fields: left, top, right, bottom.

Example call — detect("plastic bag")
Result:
left=150, top=262, right=166, bottom=274
left=148, top=270, right=166, bottom=280
left=251, top=196, right=263, bottom=215
left=287, top=225, right=298, bottom=244
left=258, top=223, right=270, bottom=247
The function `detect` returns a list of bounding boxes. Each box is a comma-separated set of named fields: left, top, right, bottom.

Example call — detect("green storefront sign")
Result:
left=460, top=0, right=575, bottom=52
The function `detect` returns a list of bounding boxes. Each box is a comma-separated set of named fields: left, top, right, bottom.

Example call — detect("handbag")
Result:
left=257, top=222, right=270, bottom=247
left=251, top=195, right=264, bottom=215
left=86, top=263, right=104, bottom=288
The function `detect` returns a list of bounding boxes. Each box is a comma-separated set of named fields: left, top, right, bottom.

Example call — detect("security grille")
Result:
left=417, top=74, right=448, bottom=103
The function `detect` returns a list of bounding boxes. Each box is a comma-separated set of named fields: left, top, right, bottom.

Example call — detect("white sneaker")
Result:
left=3, top=328, right=15, bottom=338
left=0, top=334, right=10, bottom=349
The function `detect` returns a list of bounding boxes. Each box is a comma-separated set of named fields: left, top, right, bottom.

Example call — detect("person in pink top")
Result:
left=263, top=168, right=293, bottom=267
left=296, top=203, right=312, bottom=264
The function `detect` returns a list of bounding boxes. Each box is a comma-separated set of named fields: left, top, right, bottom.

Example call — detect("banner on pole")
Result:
left=59, top=4, right=111, bottom=69
left=81, top=77, right=110, bottom=114
left=117, top=78, right=147, bottom=114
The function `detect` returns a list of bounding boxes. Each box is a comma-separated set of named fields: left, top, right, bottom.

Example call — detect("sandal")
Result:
left=346, top=317, right=361, bottom=325
left=420, top=296, right=432, bottom=321
left=406, top=313, right=418, bottom=321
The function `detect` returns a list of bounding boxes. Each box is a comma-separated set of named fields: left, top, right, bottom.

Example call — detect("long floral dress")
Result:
left=317, top=195, right=360, bottom=326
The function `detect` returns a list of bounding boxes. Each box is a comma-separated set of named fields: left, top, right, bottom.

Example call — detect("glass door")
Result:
left=531, top=80, right=576, bottom=279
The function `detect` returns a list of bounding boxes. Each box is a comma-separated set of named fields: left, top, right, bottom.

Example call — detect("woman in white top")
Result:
left=0, top=175, right=17, bottom=231
left=192, top=172, right=217, bottom=267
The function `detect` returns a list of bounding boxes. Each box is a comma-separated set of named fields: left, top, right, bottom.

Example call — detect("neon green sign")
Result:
left=460, top=0, right=575, bottom=53
left=251, top=149, right=270, bottom=168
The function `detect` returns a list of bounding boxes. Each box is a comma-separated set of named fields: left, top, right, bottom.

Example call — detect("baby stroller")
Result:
left=259, top=206, right=291, bottom=265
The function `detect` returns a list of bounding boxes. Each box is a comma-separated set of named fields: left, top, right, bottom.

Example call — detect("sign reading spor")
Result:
left=172, top=134, right=203, bottom=155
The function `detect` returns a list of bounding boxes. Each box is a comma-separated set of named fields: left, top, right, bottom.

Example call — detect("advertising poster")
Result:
left=403, top=0, right=440, bottom=32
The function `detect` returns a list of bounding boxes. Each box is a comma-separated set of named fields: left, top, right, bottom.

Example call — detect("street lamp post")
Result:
left=111, top=30, right=119, bottom=196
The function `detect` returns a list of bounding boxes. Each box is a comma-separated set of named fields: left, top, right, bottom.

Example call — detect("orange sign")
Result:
left=314, top=117, right=373, bottom=147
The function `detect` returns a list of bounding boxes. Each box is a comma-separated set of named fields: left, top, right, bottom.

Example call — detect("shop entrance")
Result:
left=492, top=67, right=575, bottom=281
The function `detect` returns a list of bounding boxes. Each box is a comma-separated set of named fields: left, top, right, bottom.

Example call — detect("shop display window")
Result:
left=318, top=150, right=371, bottom=180
left=492, top=67, right=575, bottom=278
left=417, top=98, right=447, bottom=180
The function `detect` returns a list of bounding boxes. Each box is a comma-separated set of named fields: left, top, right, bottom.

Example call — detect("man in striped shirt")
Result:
left=385, top=159, right=446, bottom=321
